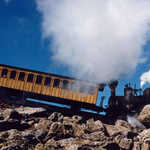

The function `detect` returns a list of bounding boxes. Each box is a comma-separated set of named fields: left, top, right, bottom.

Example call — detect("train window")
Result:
left=18, top=72, right=25, bottom=81
left=27, top=74, right=34, bottom=82
left=36, top=75, right=43, bottom=84
left=62, top=80, right=69, bottom=89
left=44, top=77, right=51, bottom=86
left=53, top=79, right=60, bottom=88
left=1, top=69, right=8, bottom=78
left=88, top=86, right=95, bottom=95
left=10, top=71, right=16, bottom=79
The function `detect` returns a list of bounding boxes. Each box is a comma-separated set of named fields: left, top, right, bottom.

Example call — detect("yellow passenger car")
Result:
left=0, top=64, right=99, bottom=106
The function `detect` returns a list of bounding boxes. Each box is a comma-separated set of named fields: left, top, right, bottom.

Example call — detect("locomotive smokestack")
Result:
left=124, top=83, right=133, bottom=102
left=109, top=80, right=118, bottom=96
left=98, top=83, right=106, bottom=91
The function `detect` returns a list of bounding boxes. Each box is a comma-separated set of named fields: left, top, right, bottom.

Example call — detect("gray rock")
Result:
left=72, top=115, right=82, bottom=123
left=48, top=112, right=63, bottom=122
left=115, top=135, right=132, bottom=150
left=137, top=129, right=150, bottom=143
left=44, top=138, right=61, bottom=150
left=86, top=119, right=104, bottom=133
left=105, top=124, right=130, bottom=137
left=15, top=106, right=46, bottom=116
left=138, top=104, right=150, bottom=127
left=132, top=142, right=141, bottom=150
left=34, top=118, right=52, bottom=131
left=2, top=101, right=150, bottom=150
left=82, top=131, right=106, bottom=141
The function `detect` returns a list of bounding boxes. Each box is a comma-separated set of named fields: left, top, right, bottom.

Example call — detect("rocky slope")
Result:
left=0, top=98, right=150, bottom=150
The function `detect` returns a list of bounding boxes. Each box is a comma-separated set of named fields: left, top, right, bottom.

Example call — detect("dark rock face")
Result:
left=0, top=101, right=150, bottom=150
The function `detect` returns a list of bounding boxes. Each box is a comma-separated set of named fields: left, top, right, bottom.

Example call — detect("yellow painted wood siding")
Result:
left=0, top=65, right=98, bottom=105
left=0, top=67, right=9, bottom=88
left=24, top=73, right=33, bottom=92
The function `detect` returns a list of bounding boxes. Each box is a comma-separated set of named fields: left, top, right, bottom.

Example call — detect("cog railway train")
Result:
left=0, top=64, right=150, bottom=114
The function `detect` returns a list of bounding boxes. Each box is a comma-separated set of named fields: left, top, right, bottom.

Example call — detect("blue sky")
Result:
left=1, top=0, right=150, bottom=102
left=0, top=0, right=69, bottom=75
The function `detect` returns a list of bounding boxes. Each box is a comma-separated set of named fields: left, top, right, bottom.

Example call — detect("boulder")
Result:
left=57, top=138, right=79, bottom=150
left=73, top=124, right=86, bottom=137
left=72, top=115, right=82, bottom=123
left=138, top=104, right=150, bottom=127
left=82, top=131, right=106, bottom=141
left=2, top=108, right=18, bottom=120
left=105, top=124, right=130, bottom=137
left=115, top=119, right=131, bottom=130
left=132, top=142, right=141, bottom=150
left=21, top=130, right=38, bottom=147
left=141, top=143, right=150, bottom=150
left=0, top=129, right=26, bottom=149
left=115, top=135, right=132, bottom=150
left=137, top=129, right=150, bottom=143
left=48, top=112, right=63, bottom=122
left=15, top=106, right=46, bottom=116
left=44, top=138, right=60, bottom=150
left=63, top=116, right=74, bottom=123
left=86, top=119, right=104, bottom=133
left=34, top=143, right=44, bottom=150
left=34, top=118, right=52, bottom=132
left=47, top=122, right=65, bottom=140
left=35, top=129, right=47, bottom=142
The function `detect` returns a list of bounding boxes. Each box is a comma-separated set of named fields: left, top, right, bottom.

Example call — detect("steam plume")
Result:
left=140, top=70, right=150, bottom=87
left=36, top=0, right=150, bottom=83
left=127, top=115, right=145, bottom=129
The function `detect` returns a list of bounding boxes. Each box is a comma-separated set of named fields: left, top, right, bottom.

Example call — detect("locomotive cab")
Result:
left=144, top=88, right=150, bottom=97
left=143, top=88, right=150, bottom=104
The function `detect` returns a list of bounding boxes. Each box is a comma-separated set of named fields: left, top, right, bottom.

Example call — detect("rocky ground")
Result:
left=0, top=98, right=150, bottom=150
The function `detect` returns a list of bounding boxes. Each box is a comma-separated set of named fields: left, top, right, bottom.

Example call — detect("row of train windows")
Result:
left=1, top=69, right=66, bottom=87
left=1, top=69, right=95, bottom=94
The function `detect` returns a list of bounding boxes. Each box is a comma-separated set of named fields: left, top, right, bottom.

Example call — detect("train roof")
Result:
left=0, top=64, right=76, bottom=80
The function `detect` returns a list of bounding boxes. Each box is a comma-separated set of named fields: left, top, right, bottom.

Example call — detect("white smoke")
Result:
left=140, top=70, right=150, bottom=87
left=36, top=0, right=150, bottom=83
left=127, top=115, right=145, bottom=129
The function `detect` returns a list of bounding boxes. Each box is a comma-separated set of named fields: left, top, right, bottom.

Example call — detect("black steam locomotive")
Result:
left=106, top=81, right=150, bottom=114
